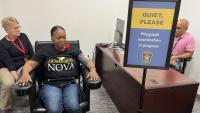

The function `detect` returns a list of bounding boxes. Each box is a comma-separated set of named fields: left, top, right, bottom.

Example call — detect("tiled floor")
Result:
left=10, top=86, right=200, bottom=113
left=192, top=95, right=200, bottom=113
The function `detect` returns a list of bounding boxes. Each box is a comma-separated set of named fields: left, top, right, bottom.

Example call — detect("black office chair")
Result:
left=13, top=40, right=101, bottom=113
left=170, top=57, right=192, bottom=74
left=179, top=57, right=192, bottom=74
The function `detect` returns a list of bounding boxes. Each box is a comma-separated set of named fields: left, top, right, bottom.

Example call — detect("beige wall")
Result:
left=0, top=0, right=6, bottom=36
left=0, top=0, right=129, bottom=56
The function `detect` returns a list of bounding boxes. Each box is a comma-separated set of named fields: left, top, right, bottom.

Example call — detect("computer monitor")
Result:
left=113, top=18, right=125, bottom=49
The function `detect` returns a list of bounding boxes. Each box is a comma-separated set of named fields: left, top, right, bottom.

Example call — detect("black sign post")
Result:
left=124, top=0, right=181, bottom=113
left=138, top=67, right=147, bottom=113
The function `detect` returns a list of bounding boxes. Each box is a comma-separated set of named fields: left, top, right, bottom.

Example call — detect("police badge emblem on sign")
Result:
left=142, top=51, right=153, bottom=64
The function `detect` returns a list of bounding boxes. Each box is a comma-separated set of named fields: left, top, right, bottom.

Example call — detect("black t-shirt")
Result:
left=31, top=44, right=82, bottom=84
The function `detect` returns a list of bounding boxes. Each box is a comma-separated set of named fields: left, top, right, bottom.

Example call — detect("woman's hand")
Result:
left=16, top=60, right=39, bottom=86
left=87, top=69, right=100, bottom=81
left=16, top=72, right=32, bottom=86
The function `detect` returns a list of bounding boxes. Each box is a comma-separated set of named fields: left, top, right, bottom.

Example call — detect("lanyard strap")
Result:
left=7, top=35, right=26, bottom=55
left=173, top=37, right=181, bottom=50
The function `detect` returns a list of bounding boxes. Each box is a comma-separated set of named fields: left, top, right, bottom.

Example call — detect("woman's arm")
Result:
left=16, top=60, right=40, bottom=86
left=78, top=53, right=100, bottom=80
left=85, top=60, right=100, bottom=80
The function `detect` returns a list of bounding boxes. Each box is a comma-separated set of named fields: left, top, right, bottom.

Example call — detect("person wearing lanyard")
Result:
left=0, top=17, right=34, bottom=113
left=170, top=18, right=195, bottom=71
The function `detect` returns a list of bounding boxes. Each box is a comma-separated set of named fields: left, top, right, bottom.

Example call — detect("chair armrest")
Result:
left=81, top=65, right=101, bottom=89
left=179, top=57, right=192, bottom=74
left=12, top=71, right=35, bottom=96
left=185, top=57, right=192, bottom=61
left=180, top=57, right=192, bottom=62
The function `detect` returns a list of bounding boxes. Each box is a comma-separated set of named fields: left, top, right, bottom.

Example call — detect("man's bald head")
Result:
left=175, top=18, right=189, bottom=37
left=178, top=18, right=189, bottom=29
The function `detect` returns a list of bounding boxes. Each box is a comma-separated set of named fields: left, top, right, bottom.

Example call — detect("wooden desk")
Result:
left=95, top=46, right=199, bottom=113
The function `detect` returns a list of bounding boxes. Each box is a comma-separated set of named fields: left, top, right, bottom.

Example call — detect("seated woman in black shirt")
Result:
left=17, top=25, right=100, bottom=113
left=0, top=17, right=34, bottom=113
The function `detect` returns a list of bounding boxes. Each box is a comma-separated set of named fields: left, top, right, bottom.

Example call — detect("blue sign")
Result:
left=124, top=0, right=181, bottom=69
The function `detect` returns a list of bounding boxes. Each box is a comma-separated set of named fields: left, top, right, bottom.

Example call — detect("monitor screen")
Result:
left=113, top=18, right=125, bottom=49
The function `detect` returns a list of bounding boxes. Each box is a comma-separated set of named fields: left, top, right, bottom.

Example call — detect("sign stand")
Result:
left=137, top=67, right=147, bottom=113
left=123, top=0, right=181, bottom=113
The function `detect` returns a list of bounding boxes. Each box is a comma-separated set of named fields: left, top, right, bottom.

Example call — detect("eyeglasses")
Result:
left=12, top=26, right=21, bottom=30
left=7, top=25, right=21, bottom=30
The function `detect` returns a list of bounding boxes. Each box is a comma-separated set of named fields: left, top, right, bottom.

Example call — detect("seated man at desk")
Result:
left=170, top=18, right=196, bottom=71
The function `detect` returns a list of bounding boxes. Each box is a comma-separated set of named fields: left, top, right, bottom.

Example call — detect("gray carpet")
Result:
left=10, top=86, right=200, bottom=113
